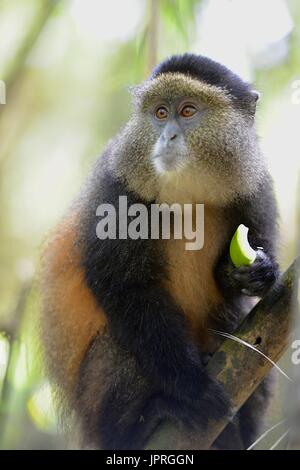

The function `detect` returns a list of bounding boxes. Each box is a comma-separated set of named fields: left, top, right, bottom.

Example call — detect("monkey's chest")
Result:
left=161, top=207, right=231, bottom=348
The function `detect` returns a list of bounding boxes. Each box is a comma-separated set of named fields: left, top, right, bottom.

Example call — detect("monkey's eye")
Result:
left=155, top=106, right=169, bottom=120
left=180, top=105, right=197, bottom=118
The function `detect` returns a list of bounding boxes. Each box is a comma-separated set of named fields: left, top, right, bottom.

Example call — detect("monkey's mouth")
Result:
left=152, top=152, right=184, bottom=174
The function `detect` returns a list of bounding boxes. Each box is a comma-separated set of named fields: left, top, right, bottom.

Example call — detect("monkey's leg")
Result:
left=76, top=330, right=230, bottom=450
left=99, top=390, right=204, bottom=450
left=75, top=331, right=178, bottom=450
left=75, top=331, right=147, bottom=449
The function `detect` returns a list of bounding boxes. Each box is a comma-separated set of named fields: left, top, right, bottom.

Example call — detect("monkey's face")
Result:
left=148, top=97, right=208, bottom=174
left=129, top=73, right=264, bottom=203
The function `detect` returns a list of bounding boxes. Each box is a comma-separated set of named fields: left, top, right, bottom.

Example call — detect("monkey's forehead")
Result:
left=131, top=73, right=233, bottom=110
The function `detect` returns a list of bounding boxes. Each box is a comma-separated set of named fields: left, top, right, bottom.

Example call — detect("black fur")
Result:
left=77, top=162, right=279, bottom=449
left=151, top=53, right=255, bottom=106
left=79, top=169, right=231, bottom=449
left=77, top=331, right=227, bottom=450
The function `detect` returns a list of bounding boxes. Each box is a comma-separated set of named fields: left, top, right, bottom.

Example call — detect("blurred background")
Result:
left=0, top=0, right=299, bottom=450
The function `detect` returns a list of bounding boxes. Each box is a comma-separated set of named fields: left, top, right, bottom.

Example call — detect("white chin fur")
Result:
left=153, top=157, right=180, bottom=174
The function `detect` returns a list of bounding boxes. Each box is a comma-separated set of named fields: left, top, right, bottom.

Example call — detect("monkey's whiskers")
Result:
left=209, top=329, right=293, bottom=382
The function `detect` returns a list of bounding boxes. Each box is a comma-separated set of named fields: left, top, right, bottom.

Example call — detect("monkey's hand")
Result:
left=230, top=250, right=279, bottom=296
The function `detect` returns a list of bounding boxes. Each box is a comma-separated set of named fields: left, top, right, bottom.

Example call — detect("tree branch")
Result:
left=147, top=256, right=300, bottom=450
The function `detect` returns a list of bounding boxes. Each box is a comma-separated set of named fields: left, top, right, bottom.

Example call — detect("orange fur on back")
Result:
left=40, top=213, right=107, bottom=394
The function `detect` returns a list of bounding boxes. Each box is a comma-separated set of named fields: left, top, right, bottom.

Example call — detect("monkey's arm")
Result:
left=80, top=171, right=230, bottom=422
left=216, top=178, right=280, bottom=297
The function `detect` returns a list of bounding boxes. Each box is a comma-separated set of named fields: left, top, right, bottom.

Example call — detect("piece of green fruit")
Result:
left=230, top=224, right=257, bottom=268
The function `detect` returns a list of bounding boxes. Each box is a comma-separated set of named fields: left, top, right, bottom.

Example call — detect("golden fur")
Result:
left=40, top=214, right=106, bottom=393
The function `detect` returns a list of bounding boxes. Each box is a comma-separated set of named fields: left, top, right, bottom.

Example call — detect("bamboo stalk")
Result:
left=2, top=0, right=59, bottom=101
left=146, top=0, right=159, bottom=74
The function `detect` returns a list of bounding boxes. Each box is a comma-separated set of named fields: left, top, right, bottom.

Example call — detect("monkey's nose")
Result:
left=162, top=122, right=180, bottom=143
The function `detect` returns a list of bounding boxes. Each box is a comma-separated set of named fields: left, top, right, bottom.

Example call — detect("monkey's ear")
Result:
left=251, top=90, right=261, bottom=102
left=247, top=90, right=261, bottom=116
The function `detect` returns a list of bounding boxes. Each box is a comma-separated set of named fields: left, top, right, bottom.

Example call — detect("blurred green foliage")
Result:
left=0, top=0, right=299, bottom=450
